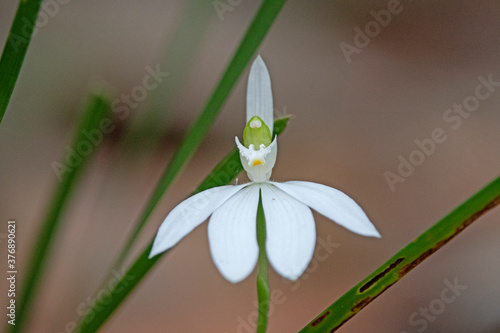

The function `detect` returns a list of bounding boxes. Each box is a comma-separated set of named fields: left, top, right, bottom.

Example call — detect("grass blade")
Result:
left=9, top=94, right=111, bottom=333
left=75, top=117, right=290, bottom=333
left=110, top=0, right=287, bottom=272
left=300, top=175, right=500, bottom=332
left=0, top=0, right=43, bottom=124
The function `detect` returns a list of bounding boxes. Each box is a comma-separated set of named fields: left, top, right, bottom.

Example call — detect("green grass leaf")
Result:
left=110, top=0, right=288, bottom=273
left=75, top=117, right=290, bottom=333
left=0, top=0, right=43, bottom=124
left=300, top=175, right=500, bottom=332
left=9, top=93, right=112, bottom=333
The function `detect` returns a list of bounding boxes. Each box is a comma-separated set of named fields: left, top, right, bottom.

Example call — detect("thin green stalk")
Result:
left=75, top=117, right=290, bottom=333
left=9, top=94, right=111, bottom=333
left=110, top=0, right=287, bottom=272
left=300, top=175, right=500, bottom=332
left=0, top=0, right=43, bottom=124
left=256, top=191, right=270, bottom=333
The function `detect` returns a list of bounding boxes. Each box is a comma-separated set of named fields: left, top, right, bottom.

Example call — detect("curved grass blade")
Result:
left=110, top=0, right=287, bottom=272
left=0, top=0, right=43, bottom=124
left=75, top=117, right=290, bottom=333
left=300, top=175, right=500, bottom=332
left=8, top=94, right=112, bottom=333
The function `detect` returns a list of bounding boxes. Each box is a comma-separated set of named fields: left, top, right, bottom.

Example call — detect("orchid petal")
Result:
left=247, top=55, right=274, bottom=134
left=208, top=184, right=260, bottom=283
left=272, top=181, right=381, bottom=238
left=261, top=183, right=316, bottom=281
left=149, top=184, right=249, bottom=258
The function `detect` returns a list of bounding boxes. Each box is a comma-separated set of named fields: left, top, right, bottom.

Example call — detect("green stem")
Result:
left=300, top=175, right=500, bottom=332
left=108, top=0, right=287, bottom=274
left=0, top=0, right=43, bottom=124
left=256, top=191, right=270, bottom=333
left=9, top=94, right=111, bottom=333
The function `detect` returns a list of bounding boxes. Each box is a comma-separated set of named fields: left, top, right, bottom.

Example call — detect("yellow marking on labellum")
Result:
left=252, top=159, right=263, bottom=166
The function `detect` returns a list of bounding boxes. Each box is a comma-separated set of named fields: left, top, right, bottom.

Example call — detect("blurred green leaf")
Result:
left=300, top=175, right=500, bottom=332
left=0, top=0, right=43, bottom=124
left=76, top=117, right=290, bottom=333
left=9, top=93, right=112, bottom=333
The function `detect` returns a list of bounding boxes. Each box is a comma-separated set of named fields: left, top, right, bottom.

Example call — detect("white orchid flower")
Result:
left=150, top=55, right=380, bottom=283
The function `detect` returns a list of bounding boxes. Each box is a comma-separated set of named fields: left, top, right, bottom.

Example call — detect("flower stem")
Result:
left=256, top=191, right=270, bottom=333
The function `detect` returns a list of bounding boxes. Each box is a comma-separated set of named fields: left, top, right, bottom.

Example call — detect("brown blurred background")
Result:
left=1, top=0, right=500, bottom=332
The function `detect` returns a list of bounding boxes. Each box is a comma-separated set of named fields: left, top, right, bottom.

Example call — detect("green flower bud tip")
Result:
left=243, top=116, right=272, bottom=149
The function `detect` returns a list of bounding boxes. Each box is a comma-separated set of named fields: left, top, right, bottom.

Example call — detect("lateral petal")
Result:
left=261, top=184, right=316, bottom=281
left=272, top=181, right=381, bottom=238
left=149, top=184, right=249, bottom=258
left=208, top=184, right=260, bottom=283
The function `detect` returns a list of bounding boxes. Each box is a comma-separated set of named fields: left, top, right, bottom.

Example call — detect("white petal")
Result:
left=272, top=181, right=381, bottom=238
left=247, top=55, right=274, bottom=134
left=261, top=183, right=316, bottom=281
left=208, top=184, right=260, bottom=283
left=149, top=184, right=249, bottom=258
